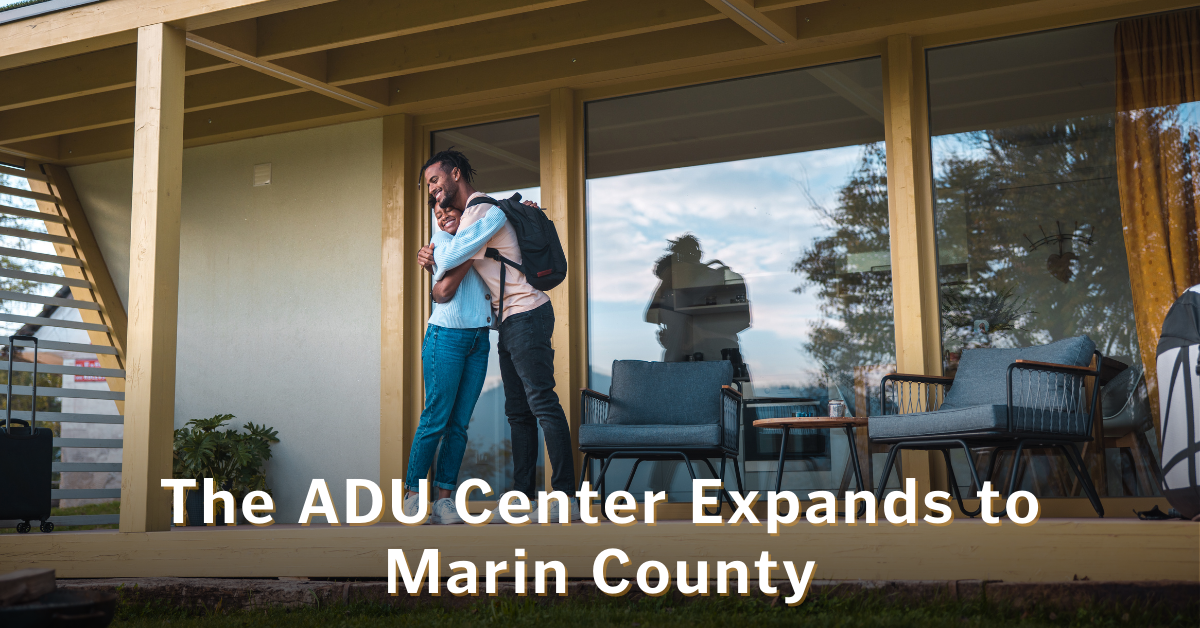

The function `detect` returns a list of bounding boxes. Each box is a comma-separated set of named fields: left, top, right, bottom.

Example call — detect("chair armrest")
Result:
left=581, top=388, right=611, bottom=402
left=744, top=396, right=817, bottom=405
left=721, top=386, right=741, bottom=453
left=881, top=373, right=955, bottom=385
left=1012, top=359, right=1098, bottom=377
left=879, top=373, right=953, bottom=416
left=1005, top=350, right=1103, bottom=437
left=580, top=388, right=610, bottom=425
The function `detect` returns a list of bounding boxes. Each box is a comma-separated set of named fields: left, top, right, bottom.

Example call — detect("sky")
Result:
left=0, top=172, right=63, bottom=335
left=584, top=143, right=883, bottom=394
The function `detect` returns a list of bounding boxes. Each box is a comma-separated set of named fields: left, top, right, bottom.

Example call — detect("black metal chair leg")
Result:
left=597, top=454, right=618, bottom=501
left=622, top=459, right=644, bottom=493
left=872, top=444, right=903, bottom=511
left=731, top=455, right=745, bottom=495
left=1006, top=441, right=1028, bottom=497
left=940, top=448, right=974, bottom=518
left=984, top=446, right=1006, bottom=484
left=774, top=427, right=791, bottom=494
left=717, top=456, right=736, bottom=509
left=680, top=453, right=725, bottom=517
left=579, top=453, right=591, bottom=491
left=845, top=426, right=867, bottom=520
left=943, top=442, right=983, bottom=518
left=700, top=458, right=736, bottom=513
left=1059, top=443, right=1105, bottom=517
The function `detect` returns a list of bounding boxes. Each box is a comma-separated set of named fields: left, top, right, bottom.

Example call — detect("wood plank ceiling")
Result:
left=0, top=0, right=1176, bottom=165
left=0, top=0, right=828, bottom=164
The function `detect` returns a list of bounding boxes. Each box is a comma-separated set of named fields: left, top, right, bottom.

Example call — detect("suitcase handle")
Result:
left=7, top=335, right=38, bottom=433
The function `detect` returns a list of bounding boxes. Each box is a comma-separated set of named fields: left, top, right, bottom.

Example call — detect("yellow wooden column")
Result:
left=380, top=114, right=425, bottom=517
left=545, top=88, right=588, bottom=482
left=120, top=22, right=185, bottom=533
left=881, top=34, right=946, bottom=496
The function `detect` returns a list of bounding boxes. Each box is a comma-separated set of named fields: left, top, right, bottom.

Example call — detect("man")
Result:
left=419, top=149, right=579, bottom=521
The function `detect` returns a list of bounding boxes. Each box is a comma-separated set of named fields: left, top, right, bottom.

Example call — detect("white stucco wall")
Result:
left=67, top=119, right=383, bottom=523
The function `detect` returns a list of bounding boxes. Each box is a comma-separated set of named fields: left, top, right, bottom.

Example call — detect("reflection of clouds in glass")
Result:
left=587, top=146, right=866, bottom=388
left=587, top=148, right=861, bottom=307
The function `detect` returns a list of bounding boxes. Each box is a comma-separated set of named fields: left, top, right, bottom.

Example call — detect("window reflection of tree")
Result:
left=934, top=115, right=1140, bottom=362
left=792, top=143, right=895, bottom=415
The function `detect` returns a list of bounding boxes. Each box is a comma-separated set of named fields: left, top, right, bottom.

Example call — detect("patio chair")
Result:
left=1098, top=362, right=1163, bottom=495
left=578, top=360, right=743, bottom=515
left=868, top=336, right=1106, bottom=517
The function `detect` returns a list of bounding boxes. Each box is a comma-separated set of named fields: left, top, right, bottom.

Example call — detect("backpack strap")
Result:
left=484, top=247, right=523, bottom=326
left=466, top=195, right=499, bottom=209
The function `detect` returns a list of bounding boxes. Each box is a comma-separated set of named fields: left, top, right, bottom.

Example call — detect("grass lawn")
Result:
left=0, top=500, right=118, bottom=534
left=112, top=594, right=1198, bottom=628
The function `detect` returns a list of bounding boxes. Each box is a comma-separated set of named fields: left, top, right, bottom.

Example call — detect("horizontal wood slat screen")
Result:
left=0, top=162, right=126, bottom=528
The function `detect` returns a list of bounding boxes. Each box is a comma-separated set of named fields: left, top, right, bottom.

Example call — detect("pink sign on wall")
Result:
left=74, top=359, right=106, bottom=382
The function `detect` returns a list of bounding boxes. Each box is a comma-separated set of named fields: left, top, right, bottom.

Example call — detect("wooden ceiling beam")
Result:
left=0, top=138, right=59, bottom=162
left=390, top=20, right=761, bottom=104
left=0, top=46, right=238, bottom=114
left=185, top=32, right=383, bottom=109
left=0, top=69, right=300, bottom=144
left=23, top=0, right=1195, bottom=165
left=755, top=0, right=828, bottom=9
left=254, top=0, right=587, bottom=59
left=703, top=0, right=797, bottom=44
left=325, top=0, right=722, bottom=84
left=0, top=0, right=334, bottom=72
left=0, top=90, right=135, bottom=145
left=0, top=46, right=136, bottom=113
left=56, top=90, right=366, bottom=162
left=50, top=20, right=760, bottom=164
left=0, top=1, right=609, bottom=113
left=0, top=0, right=718, bottom=137
left=184, top=66, right=303, bottom=110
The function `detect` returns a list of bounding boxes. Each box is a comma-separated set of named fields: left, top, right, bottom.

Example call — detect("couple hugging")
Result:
left=401, top=149, right=579, bottom=524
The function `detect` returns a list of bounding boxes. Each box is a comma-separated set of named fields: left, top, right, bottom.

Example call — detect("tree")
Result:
left=0, top=172, right=64, bottom=334
left=792, top=142, right=896, bottom=409
left=934, top=114, right=1139, bottom=359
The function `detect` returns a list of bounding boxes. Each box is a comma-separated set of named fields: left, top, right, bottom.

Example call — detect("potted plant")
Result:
left=941, top=286, right=1035, bottom=375
left=172, top=414, right=279, bottom=526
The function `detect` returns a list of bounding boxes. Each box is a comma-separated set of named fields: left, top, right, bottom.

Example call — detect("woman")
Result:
left=402, top=199, right=492, bottom=524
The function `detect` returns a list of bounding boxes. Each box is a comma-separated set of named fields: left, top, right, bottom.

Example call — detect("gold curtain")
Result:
left=1115, top=9, right=1200, bottom=425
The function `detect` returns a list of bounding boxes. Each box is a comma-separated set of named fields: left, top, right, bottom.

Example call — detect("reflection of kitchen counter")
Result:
left=674, top=302, right=750, bottom=315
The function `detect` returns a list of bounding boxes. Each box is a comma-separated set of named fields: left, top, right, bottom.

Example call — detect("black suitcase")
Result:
left=0, top=335, right=54, bottom=533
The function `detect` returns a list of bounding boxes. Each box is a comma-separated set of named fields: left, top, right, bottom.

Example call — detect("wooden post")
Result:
left=545, top=88, right=587, bottom=485
left=119, top=23, right=185, bottom=534
left=881, top=35, right=946, bottom=499
left=380, top=114, right=424, bottom=517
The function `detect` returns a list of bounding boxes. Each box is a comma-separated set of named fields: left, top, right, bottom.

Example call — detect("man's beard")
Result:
left=441, top=184, right=461, bottom=210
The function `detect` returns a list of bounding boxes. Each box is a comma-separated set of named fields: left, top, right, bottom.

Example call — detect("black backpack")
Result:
left=466, top=193, right=567, bottom=323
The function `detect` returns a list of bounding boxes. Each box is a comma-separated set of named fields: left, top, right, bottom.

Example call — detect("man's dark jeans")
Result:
left=497, top=301, right=576, bottom=499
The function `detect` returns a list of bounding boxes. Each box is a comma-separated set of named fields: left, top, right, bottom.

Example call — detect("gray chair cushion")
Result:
left=942, top=336, right=1096, bottom=410
left=578, top=423, right=724, bottom=449
left=869, top=404, right=1091, bottom=441
left=607, top=360, right=733, bottom=426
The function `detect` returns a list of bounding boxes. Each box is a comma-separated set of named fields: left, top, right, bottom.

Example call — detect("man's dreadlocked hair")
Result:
left=421, top=148, right=477, bottom=184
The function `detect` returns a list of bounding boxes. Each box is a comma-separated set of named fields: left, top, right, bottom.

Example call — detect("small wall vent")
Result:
left=253, top=163, right=272, bottom=187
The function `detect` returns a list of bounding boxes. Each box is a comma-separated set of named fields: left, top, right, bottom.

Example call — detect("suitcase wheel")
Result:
left=16, top=521, right=31, bottom=534
left=39, top=521, right=54, bottom=533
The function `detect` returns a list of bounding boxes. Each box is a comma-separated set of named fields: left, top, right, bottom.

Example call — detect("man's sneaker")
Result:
left=430, top=498, right=464, bottom=525
left=402, top=492, right=427, bottom=523
left=531, top=497, right=582, bottom=523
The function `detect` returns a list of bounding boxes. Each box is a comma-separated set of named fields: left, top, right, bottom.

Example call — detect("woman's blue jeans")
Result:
left=405, top=325, right=490, bottom=492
